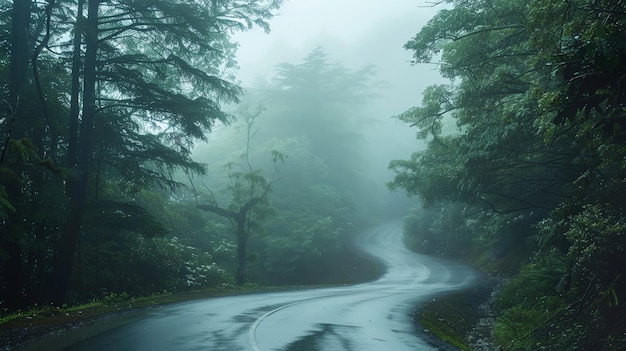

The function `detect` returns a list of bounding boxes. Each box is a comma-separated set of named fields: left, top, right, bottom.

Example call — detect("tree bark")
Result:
left=236, top=219, right=248, bottom=286
left=67, top=0, right=85, bottom=168
left=0, top=0, right=33, bottom=311
left=8, top=0, right=31, bottom=104
left=52, top=0, right=99, bottom=305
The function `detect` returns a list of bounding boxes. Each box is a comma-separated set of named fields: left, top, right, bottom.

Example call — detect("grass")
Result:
left=414, top=284, right=494, bottom=351
left=1, top=288, right=220, bottom=324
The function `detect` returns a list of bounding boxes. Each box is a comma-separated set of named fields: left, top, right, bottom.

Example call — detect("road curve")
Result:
left=22, top=221, right=476, bottom=351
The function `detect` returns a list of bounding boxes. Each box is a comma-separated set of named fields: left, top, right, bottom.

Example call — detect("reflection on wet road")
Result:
left=24, top=221, right=476, bottom=350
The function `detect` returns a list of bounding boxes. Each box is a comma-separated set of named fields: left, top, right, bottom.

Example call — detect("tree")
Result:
left=260, top=47, right=376, bottom=192
left=7, top=0, right=31, bottom=106
left=390, top=0, right=626, bottom=349
left=0, top=0, right=283, bottom=308
left=527, top=1, right=626, bottom=348
left=1, top=0, right=70, bottom=310
left=391, top=0, right=575, bottom=215
left=192, top=49, right=379, bottom=285
left=246, top=49, right=378, bottom=283
left=197, top=104, right=283, bottom=285
left=47, top=0, right=283, bottom=305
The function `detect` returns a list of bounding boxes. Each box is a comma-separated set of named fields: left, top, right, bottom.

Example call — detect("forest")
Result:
left=388, top=0, right=626, bottom=349
left=1, top=0, right=625, bottom=350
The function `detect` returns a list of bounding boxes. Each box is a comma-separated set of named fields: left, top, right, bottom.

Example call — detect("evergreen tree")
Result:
left=0, top=0, right=283, bottom=308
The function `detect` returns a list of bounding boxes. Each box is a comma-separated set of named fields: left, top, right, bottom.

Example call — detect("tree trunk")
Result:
left=67, top=0, right=84, bottom=168
left=51, top=0, right=99, bottom=305
left=197, top=184, right=271, bottom=286
left=236, top=219, right=248, bottom=286
left=0, top=0, right=34, bottom=311
left=9, top=0, right=31, bottom=104
left=196, top=204, right=253, bottom=286
left=1, top=232, right=24, bottom=310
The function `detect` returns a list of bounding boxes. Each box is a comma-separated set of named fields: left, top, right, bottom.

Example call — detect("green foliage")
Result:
left=102, top=291, right=131, bottom=304
left=84, top=200, right=168, bottom=238
left=263, top=215, right=343, bottom=279
left=402, top=204, right=473, bottom=258
left=0, top=184, right=13, bottom=217
left=388, top=136, right=463, bottom=205
left=394, top=0, right=626, bottom=349
left=490, top=249, right=572, bottom=349
left=394, top=84, right=456, bottom=139
left=76, top=225, right=233, bottom=301
left=560, top=205, right=625, bottom=286
left=0, top=0, right=284, bottom=309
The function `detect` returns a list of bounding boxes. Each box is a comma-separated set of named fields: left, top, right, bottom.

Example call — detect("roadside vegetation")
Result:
left=391, top=0, right=626, bottom=350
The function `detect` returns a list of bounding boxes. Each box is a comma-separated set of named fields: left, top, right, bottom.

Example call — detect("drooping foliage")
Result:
left=389, top=0, right=626, bottom=349
left=0, top=0, right=282, bottom=310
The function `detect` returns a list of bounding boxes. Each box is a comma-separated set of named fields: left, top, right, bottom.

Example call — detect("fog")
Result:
left=193, top=1, right=446, bottom=220
left=4, top=2, right=622, bottom=350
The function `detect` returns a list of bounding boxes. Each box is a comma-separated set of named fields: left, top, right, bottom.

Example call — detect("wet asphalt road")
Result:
left=25, top=221, right=476, bottom=350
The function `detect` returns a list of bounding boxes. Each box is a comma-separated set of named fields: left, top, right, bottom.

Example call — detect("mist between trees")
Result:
left=0, top=0, right=400, bottom=315
left=2, top=1, right=626, bottom=350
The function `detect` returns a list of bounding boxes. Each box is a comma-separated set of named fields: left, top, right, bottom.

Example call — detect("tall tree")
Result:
left=0, top=0, right=56, bottom=311
left=52, top=0, right=99, bottom=306
left=389, top=0, right=626, bottom=349
left=49, top=0, right=283, bottom=305
left=8, top=0, right=31, bottom=105
left=0, top=0, right=283, bottom=308
left=197, top=104, right=282, bottom=285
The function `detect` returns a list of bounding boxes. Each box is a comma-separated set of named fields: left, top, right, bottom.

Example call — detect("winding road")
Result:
left=23, top=221, right=476, bottom=350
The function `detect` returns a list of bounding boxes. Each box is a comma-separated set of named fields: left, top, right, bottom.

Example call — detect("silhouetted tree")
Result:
left=0, top=0, right=283, bottom=308
left=197, top=105, right=282, bottom=285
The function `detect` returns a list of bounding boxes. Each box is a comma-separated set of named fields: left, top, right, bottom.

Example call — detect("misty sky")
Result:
left=233, top=0, right=445, bottom=114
